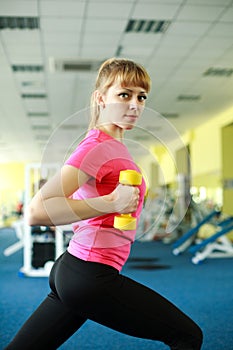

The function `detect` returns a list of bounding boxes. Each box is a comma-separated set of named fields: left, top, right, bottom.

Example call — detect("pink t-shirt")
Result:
left=65, top=129, right=146, bottom=271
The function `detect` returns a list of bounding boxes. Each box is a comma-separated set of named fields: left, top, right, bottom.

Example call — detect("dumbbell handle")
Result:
left=113, top=170, right=142, bottom=231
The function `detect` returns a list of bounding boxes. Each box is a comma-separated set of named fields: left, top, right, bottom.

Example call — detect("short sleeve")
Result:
left=65, top=137, right=121, bottom=182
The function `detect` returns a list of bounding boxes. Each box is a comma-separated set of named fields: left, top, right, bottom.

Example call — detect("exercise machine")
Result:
left=172, top=209, right=220, bottom=256
left=190, top=216, right=233, bottom=264
left=19, top=163, right=66, bottom=277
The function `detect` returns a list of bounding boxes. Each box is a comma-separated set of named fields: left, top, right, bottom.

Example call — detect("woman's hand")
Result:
left=107, top=184, right=140, bottom=214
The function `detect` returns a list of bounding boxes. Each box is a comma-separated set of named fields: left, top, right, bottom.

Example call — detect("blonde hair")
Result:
left=88, top=57, right=151, bottom=129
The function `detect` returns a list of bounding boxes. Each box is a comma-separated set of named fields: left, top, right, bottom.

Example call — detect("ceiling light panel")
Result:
left=0, top=16, right=39, bottom=29
left=21, top=93, right=47, bottom=99
left=177, top=95, right=201, bottom=101
left=12, top=65, right=44, bottom=72
left=125, top=19, right=171, bottom=33
left=203, top=67, right=233, bottom=77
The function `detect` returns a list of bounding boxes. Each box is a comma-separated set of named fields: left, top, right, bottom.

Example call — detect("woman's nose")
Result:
left=129, top=96, right=139, bottom=109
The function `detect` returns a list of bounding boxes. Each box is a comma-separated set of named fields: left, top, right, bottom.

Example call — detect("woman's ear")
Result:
left=94, top=90, right=105, bottom=108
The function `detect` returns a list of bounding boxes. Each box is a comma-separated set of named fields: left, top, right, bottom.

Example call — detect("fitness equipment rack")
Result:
left=19, top=163, right=65, bottom=277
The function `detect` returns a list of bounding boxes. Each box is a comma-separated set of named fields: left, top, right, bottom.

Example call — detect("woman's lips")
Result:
left=124, top=115, right=138, bottom=122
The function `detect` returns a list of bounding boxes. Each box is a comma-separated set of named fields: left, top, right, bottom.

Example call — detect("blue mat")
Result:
left=1, top=228, right=233, bottom=349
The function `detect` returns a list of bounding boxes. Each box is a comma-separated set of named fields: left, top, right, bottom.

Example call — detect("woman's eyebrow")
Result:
left=123, top=88, right=147, bottom=94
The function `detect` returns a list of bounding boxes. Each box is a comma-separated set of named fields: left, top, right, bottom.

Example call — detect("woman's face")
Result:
left=98, top=82, right=148, bottom=130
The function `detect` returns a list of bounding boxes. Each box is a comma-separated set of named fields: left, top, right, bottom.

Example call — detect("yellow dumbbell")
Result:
left=113, top=170, right=142, bottom=231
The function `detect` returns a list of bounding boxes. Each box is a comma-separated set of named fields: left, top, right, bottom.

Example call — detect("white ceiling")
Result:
left=0, top=0, right=233, bottom=164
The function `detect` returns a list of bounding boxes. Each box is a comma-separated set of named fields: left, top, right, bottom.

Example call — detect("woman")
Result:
left=6, top=58, right=203, bottom=349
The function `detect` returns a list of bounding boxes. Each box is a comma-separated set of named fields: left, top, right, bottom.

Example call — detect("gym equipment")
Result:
left=172, top=209, right=220, bottom=255
left=19, top=163, right=65, bottom=277
left=3, top=219, right=24, bottom=256
left=114, top=170, right=142, bottom=231
left=190, top=217, right=233, bottom=264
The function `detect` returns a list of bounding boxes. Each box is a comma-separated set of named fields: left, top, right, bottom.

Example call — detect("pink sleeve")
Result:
left=65, top=139, right=113, bottom=182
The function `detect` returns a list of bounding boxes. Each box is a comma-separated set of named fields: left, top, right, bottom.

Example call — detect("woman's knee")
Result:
left=178, top=324, right=203, bottom=350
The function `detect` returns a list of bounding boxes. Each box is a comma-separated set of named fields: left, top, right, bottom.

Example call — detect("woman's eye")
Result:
left=138, top=95, right=147, bottom=102
left=119, top=93, right=129, bottom=99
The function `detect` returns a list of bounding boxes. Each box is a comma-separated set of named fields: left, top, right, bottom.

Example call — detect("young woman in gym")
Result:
left=5, top=58, right=203, bottom=350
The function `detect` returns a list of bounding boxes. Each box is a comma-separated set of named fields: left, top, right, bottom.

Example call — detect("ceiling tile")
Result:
left=83, top=18, right=127, bottom=32
left=208, top=22, right=233, bottom=37
left=86, top=1, right=133, bottom=19
left=186, top=0, right=232, bottom=4
left=39, top=1, right=86, bottom=17
left=24, top=98, right=48, bottom=112
left=0, top=0, right=38, bottom=16
left=1, top=29, right=40, bottom=44
left=159, top=35, right=199, bottom=50
left=122, top=46, right=154, bottom=57
left=121, top=32, right=162, bottom=47
left=176, top=4, right=226, bottom=21
left=219, top=7, right=233, bottom=22
left=169, top=21, right=211, bottom=36
left=6, top=44, right=42, bottom=57
left=197, top=36, right=233, bottom=50
left=80, top=46, right=116, bottom=58
left=83, top=32, right=122, bottom=46
left=40, top=18, right=83, bottom=32
left=43, top=45, right=79, bottom=57
left=42, top=32, right=81, bottom=45
left=218, top=48, right=233, bottom=65
left=132, top=3, right=181, bottom=20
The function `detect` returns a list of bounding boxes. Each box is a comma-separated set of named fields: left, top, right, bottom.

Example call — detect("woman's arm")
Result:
left=27, top=165, right=139, bottom=227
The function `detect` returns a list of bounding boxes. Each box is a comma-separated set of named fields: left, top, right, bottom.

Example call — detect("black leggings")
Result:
left=5, top=251, right=203, bottom=350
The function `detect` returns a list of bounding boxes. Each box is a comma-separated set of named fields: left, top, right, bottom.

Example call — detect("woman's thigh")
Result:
left=55, top=253, right=203, bottom=349
left=88, top=274, right=203, bottom=349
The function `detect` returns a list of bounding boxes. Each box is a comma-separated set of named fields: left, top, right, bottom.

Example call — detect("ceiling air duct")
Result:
left=49, top=58, right=104, bottom=73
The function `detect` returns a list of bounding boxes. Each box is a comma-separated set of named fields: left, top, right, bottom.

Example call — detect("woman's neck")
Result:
left=96, top=124, right=124, bottom=143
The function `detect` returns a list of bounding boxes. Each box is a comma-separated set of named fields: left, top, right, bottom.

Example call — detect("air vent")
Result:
left=22, top=93, right=47, bottom=99
left=125, top=19, right=171, bottom=33
left=177, top=95, right=201, bottom=101
left=49, top=58, right=104, bottom=73
left=28, top=112, right=49, bottom=117
left=12, top=65, right=43, bottom=72
left=32, top=125, right=51, bottom=131
left=203, top=67, right=233, bottom=77
left=162, top=113, right=179, bottom=118
left=134, top=135, right=151, bottom=141
left=0, top=16, right=39, bottom=30
left=60, top=124, right=87, bottom=130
